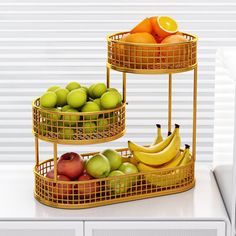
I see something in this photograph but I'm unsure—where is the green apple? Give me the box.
[101,91,118,109]
[65,81,81,91]
[40,91,57,108]
[83,122,96,134]
[41,107,61,121]
[108,170,129,195]
[119,162,139,185]
[67,89,87,108]
[93,98,101,108]
[81,101,100,120]
[80,86,88,94]
[38,123,49,136]
[105,113,117,124]
[102,149,122,171]
[107,88,122,104]
[61,105,71,112]
[92,83,107,98]
[88,84,96,98]
[97,119,109,132]
[86,154,111,178]
[63,108,80,126]
[47,85,60,92]
[55,88,69,106]
[59,127,75,139]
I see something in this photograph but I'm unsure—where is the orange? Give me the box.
[122,33,158,69]
[160,34,188,66]
[130,18,152,34]
[150,16,178,38]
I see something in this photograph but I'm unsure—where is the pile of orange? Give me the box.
[117,16,188,67]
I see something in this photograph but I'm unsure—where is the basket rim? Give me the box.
[107,31,198,47]
[32,98,126,115]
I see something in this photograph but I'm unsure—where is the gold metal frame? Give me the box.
[33,30,198,209]
[34,148,195,209]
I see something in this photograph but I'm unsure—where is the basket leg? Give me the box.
[35,136,39,166]
[53,142,58,180]
[168,73,172,133]
[106,66,110,88]
[122,72,126,103]
[192,66,198,161]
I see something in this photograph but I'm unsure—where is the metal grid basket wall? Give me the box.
[34,148,195,209]
[107,32,197,74]
[32,98,126,145]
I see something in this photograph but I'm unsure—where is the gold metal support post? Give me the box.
[53,142,58,180]
[192,66,198,161]
[106,67,110,88]
[35,137,39,166]
[168,74,172,132]
[122,72,126,103]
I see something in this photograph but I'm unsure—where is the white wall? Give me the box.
[0,0,236,162]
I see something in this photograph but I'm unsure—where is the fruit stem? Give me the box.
[175,124,180,128]
[167,131,172,136]
[156,124,161,128]
[185,144,190,149]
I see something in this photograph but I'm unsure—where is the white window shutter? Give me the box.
[0,0,236,162]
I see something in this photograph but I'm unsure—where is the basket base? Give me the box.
[34,179,195,209]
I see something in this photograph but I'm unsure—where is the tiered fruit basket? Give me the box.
[33,27,197,209]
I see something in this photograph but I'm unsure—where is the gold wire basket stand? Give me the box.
[33,31,197,209]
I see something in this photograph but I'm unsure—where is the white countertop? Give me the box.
[0,164,229,222]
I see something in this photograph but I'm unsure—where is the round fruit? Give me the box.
[57,152,84,180]
[42,107,61,121]
[97,119,109,132]
[109,90,122,104]
[47,85,60,92]
[150,16,178,38]
[40,91,57,108]
[46,171,72,199]
[65,81,81,91]
[80,86,88,94]
[81,101,100,120]
[59,127,75,139]
[122,33,157,67]
[88,84,96,98]
[92,83,107,98]
[93,98,101,108]
[161,34,188,64]
[86,154,111,179]
[130,18,152,34]
[119,162,139,185]
[78,173,99,197]
[102,149,122,171]
[61,105,71,112]
[55,88,69,107]
[67,89,87,108]
[108,170,129,195]
[83,122,96,134]
[63,108,80,126]
[101,91,119,109]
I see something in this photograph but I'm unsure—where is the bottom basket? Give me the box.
[34,148,195,209]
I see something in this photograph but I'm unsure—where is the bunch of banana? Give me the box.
[128,124,192,187]
[129,124,181,166]
[138,145,191,187]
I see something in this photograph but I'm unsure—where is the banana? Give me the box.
[151,124,163,146]
[179,144,191,166]
[133,127,181,166]
[138,148,188,187]
[128,124,179,153]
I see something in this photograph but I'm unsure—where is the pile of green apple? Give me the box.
[46,149,139,199]
[38,81,123,136]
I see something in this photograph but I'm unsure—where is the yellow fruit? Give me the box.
[128,127,177,153]
[133,128,181,166]
[151,124,163,146]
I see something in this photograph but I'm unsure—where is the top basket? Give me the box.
[107,32,197,74]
